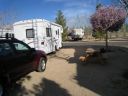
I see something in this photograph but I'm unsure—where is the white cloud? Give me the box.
[45,0,71,2]
[63,5,95,28]
[45,0,97,27]
[66,15,91,28]
[63,8,93,17]
[45,0,97,4]
[65,2,87,8]
[65,11,92,28]
[60,0,96,27]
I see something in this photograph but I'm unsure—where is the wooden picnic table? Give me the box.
[79,48,104,64]
[85,48,100,55]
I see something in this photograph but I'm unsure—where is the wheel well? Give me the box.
[42,56,47,63]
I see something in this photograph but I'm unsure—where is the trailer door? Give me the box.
[45,28,54,53]
[26,28,35,48]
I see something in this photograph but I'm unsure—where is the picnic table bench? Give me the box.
[79,48,104,64]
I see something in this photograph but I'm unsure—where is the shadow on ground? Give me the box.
[9,77,71,96]
[8,45,128,96]
[67,45,128,96]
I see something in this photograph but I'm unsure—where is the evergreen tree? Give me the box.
[55,10,68,41]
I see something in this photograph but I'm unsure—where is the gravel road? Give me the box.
[10,45,128,96]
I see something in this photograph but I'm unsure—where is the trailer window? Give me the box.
[58,29,59,35]
[56,29,59,36]
[58,29,59,38]
[26,29,35,38]
[46,28,51,37]
[56,31,58,35]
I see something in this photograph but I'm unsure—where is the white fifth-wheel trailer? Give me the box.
[13,19,63,54]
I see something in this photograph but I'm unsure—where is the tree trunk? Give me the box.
[105,31,108,50]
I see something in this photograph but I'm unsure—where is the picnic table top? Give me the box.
[85,48,100,54]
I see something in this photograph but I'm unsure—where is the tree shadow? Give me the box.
[9,77,71,96]
[8,75,32,96]
[27,78,71,96]
[68,45,128,96]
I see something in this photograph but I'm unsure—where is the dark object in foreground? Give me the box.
[0,34,47,96]
[100,48,106,53]
[123,71,128,80]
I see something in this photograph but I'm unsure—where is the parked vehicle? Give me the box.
[0,33,47,96]
[69,28,84,40]
[13,19,63,54]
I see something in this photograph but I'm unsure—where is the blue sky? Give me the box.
[0,0,120,27]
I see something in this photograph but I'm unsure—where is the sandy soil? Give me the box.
[10,45,128,96]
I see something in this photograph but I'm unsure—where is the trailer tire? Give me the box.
[74,38,78,41]
[37,57,46,72]
[55,46,58,51]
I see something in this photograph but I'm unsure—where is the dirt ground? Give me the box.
[10,45,128,96]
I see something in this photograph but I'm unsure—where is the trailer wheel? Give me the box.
[37,57,46,72]
[53,46,57,54]
[74,38,78,41]
[55,46,58,51]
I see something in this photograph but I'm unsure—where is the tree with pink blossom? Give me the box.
[90,6,127,49]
